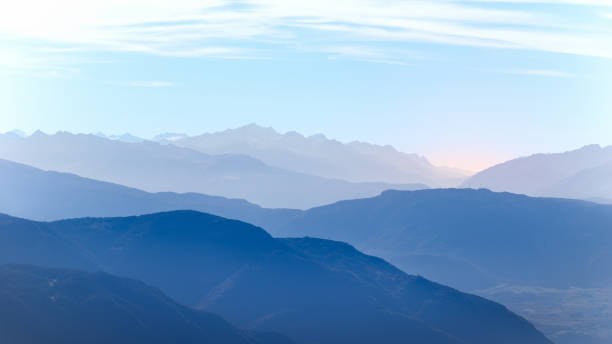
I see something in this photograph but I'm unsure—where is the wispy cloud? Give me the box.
[460,0,612,5]
[1,0,611,65]
[129,81,176,87]
[0,49,80,78]
[503,69,578,78]
[322,46,424,65]
[325,46,386,59]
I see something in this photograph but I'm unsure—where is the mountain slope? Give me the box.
[544,161,612,200]
[462,144,612,200]
[165,124,468,187]
[269,188,612,290]
[0,158,298,225]
[0,214,99,271]
[0,132,425,209]
[265,188,612,344]
[0,211,551,344]
[0,264,292,344]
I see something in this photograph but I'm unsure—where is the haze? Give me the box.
[1,2,612,344]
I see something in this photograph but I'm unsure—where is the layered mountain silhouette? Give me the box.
[2,158,608,343]
[0,211,551,344]
[0,264,293,344]
[463,144,612,201]
[0,160,612,290]
[4,129,26,137]
[544,161,612,200]
[4,160,608,293]
[264,188,612,344]
[153,132,190,142]
[0,158,298,224]
[2,158,610,290]
[156,124,469,187]
[94,132,146,143]
[267,188,612,290]
[0,131,425,209]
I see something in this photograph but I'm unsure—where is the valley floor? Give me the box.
[476,286,612,344]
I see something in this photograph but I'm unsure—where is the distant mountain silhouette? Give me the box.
[0,264,293,344]
[268,188,612,290]
[0,158,298,225]
[154,132,189,142]
[544,161,612,200]
[161,124,468,187]
[0,158,606,342]
[0,132,426,209]
[462,144,612,201]
[4,129,26,137]
[0,211,551,344]
[94,132,145,143]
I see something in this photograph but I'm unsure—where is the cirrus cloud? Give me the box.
[1,0,611,64]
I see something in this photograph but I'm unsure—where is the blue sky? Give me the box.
[1,0,611,171]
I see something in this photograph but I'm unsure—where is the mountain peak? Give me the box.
[576,144,602,152]
[30,129,49,138]
[463,143,612,199]
[165,124,465,187]
[308,133,327,141]
[153,132,189,142]
[236,123,277,134]
[4,129,26,137]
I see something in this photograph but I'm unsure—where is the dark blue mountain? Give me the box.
[0,211,551,344]
[2,159,608,342]
[268,188,612,291]
[0,215,98,271]
[0,264,293,344]
[264,188,612,344]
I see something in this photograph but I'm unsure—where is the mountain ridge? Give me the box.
[156,123,470,187]
[462,144,612,201]
[0,132,426,209]
[0,210,551,344]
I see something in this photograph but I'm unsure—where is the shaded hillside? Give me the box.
[0,215,98,271]
[269,188,612,290]
[266,188,612,344]
[0,264,292,344]
[0,211,551,344]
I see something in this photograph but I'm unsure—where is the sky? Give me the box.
[0,0,611,171]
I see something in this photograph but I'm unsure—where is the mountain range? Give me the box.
[0,131,426,209]
[94,132,146,143]
[463,144,612,201]
[157,124,469,187]
[0,157,612,344]
[0,210,551,344]
[0,264,293,344]
[0,158,299,225]
[263,188,612,344]
[1,157,610,342]
[266,188,612,290]
[2,133,611,343]
[4,159,608,293]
